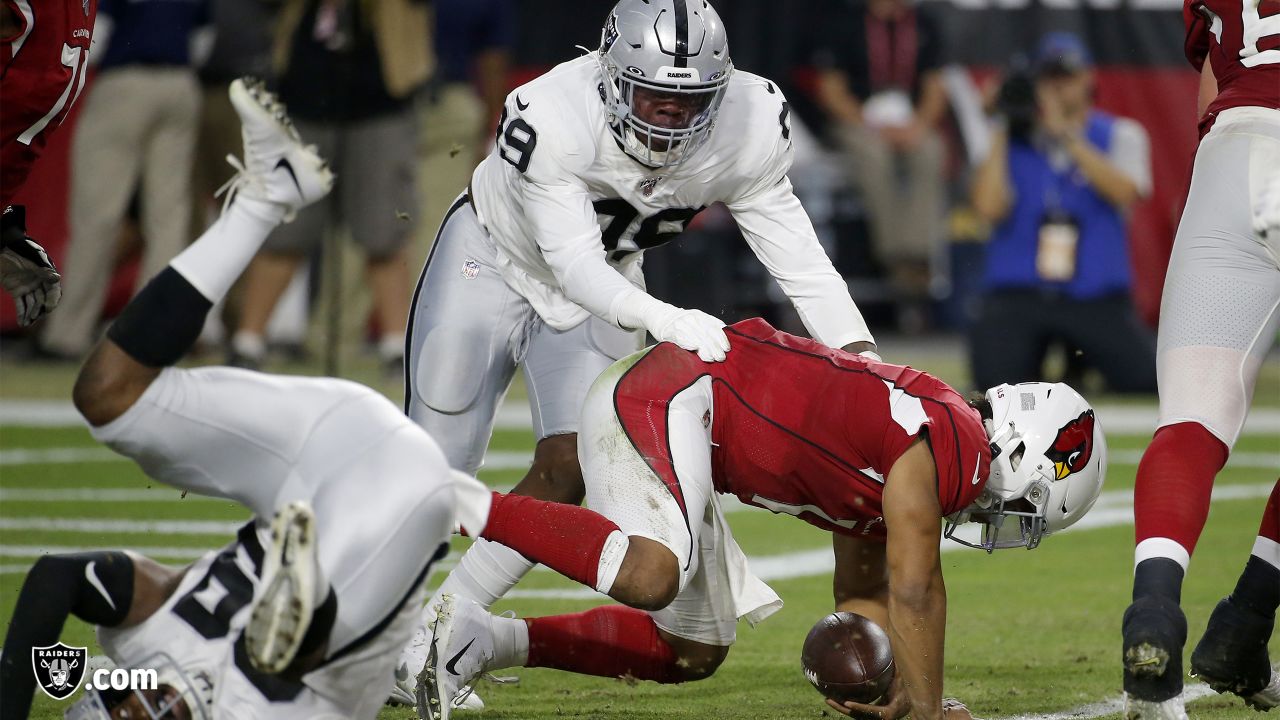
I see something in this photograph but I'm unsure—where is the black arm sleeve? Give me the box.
[0,552,134,720]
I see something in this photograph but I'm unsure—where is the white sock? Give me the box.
[169,194,285,303]
[429,538,535,611]
[490,614,530,670]
[1134,537,1191,572]
[1252,536,1280,571]
[379,333,405,361]
[231,331,267,360]
[595,531,629,594]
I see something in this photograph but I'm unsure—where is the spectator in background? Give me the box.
[812,0,948,305]
[38,0,211,359]
[228,0,431,372]
[192,0,280,233]
[968,32,1156,393]
[432,0,514,166]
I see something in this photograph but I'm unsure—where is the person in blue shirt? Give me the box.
[969,32,1157,394]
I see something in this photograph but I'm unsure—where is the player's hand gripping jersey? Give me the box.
[1184,0,1280,131]
[468,53,867,349]
[610,318,993,540]
[1,0,97,204]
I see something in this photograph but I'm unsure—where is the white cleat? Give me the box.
[1124,695,1190,720]
[224,77,333,220]
[245,501,319,674]
[417,594,496,720]
[1246,669,1280,710]
[389,618,483,710]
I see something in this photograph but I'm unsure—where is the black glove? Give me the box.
[1,205,62,327]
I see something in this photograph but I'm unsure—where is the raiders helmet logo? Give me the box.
[33,643,87,700]
[601,14,619,53]
[1044,409,1095,481]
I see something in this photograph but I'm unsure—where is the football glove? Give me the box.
[652,308,730,362]
[614,290,730,362]
[1,206,62,327]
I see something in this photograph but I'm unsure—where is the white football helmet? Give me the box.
[597,0,733,168]
[944,382,1106,552]
[64,653,214,720]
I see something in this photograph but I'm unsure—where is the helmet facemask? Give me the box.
[944,429,1055,552]
[597,53,731,168]
[944,382,1106,553]
[64,653,213,720]
[595,1,733,169]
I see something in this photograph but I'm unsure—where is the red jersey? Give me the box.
[1184,0,1280,133]
[614,318,992,542]
[1,0,97,206]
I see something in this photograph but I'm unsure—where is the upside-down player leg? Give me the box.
[418,353,780,720]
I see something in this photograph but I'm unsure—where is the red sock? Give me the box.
[1133,422,1229,556]
[526,605,684,683]
[1258,479,1280,545]
[480,492,620,589]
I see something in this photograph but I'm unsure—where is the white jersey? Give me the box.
[469,53,871,349]
[98,524,419,720]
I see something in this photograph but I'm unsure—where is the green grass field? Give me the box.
[2,365,1277,719]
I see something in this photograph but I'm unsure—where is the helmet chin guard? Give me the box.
[597,0,733,168]
[944,382,1107,552]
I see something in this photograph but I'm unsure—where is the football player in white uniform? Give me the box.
[402,0,878,700]
[0,78,489,720]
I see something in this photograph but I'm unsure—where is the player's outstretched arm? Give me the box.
[866,440,949,720]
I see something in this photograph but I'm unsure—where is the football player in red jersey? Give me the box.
[0,0,96,326]
[412,319,1107,720]
[1121,0,1280,717]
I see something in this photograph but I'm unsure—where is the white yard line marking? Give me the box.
[4,445,1275,474]
[0,517,244,534]
[1109,449,1279,469]
[0,488,219,502]
[0,544,213,560]
[995,683,1217,720]
[5,399,1280,433]
[0,447,125,465]
[0,483,1271,575]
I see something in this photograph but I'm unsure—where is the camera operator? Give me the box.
[969,32,1157,393]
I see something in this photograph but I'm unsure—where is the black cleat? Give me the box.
[1124,595,1188,703]
[1191,595,1277,711]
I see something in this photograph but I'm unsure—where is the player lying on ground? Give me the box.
[413,318,1107,720]
[403,3,879,688]
[1120,0,1280,716]
[0,78,489,720]
[0,0,98,325]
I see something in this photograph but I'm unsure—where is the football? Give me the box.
[800,611,896,704]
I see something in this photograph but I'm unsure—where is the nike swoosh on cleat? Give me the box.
[85,560,116,612]
[971,452,982,485]
[445,638,477,676]
[515,95,529,111]
[274,157,304,197]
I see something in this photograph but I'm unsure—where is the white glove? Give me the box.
[652,308,730,362]
[1,207,61,327]
[613,290,731,362]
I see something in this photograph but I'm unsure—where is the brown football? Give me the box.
[800,611,895,704]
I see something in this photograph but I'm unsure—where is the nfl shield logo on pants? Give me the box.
[33,642,87,700]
